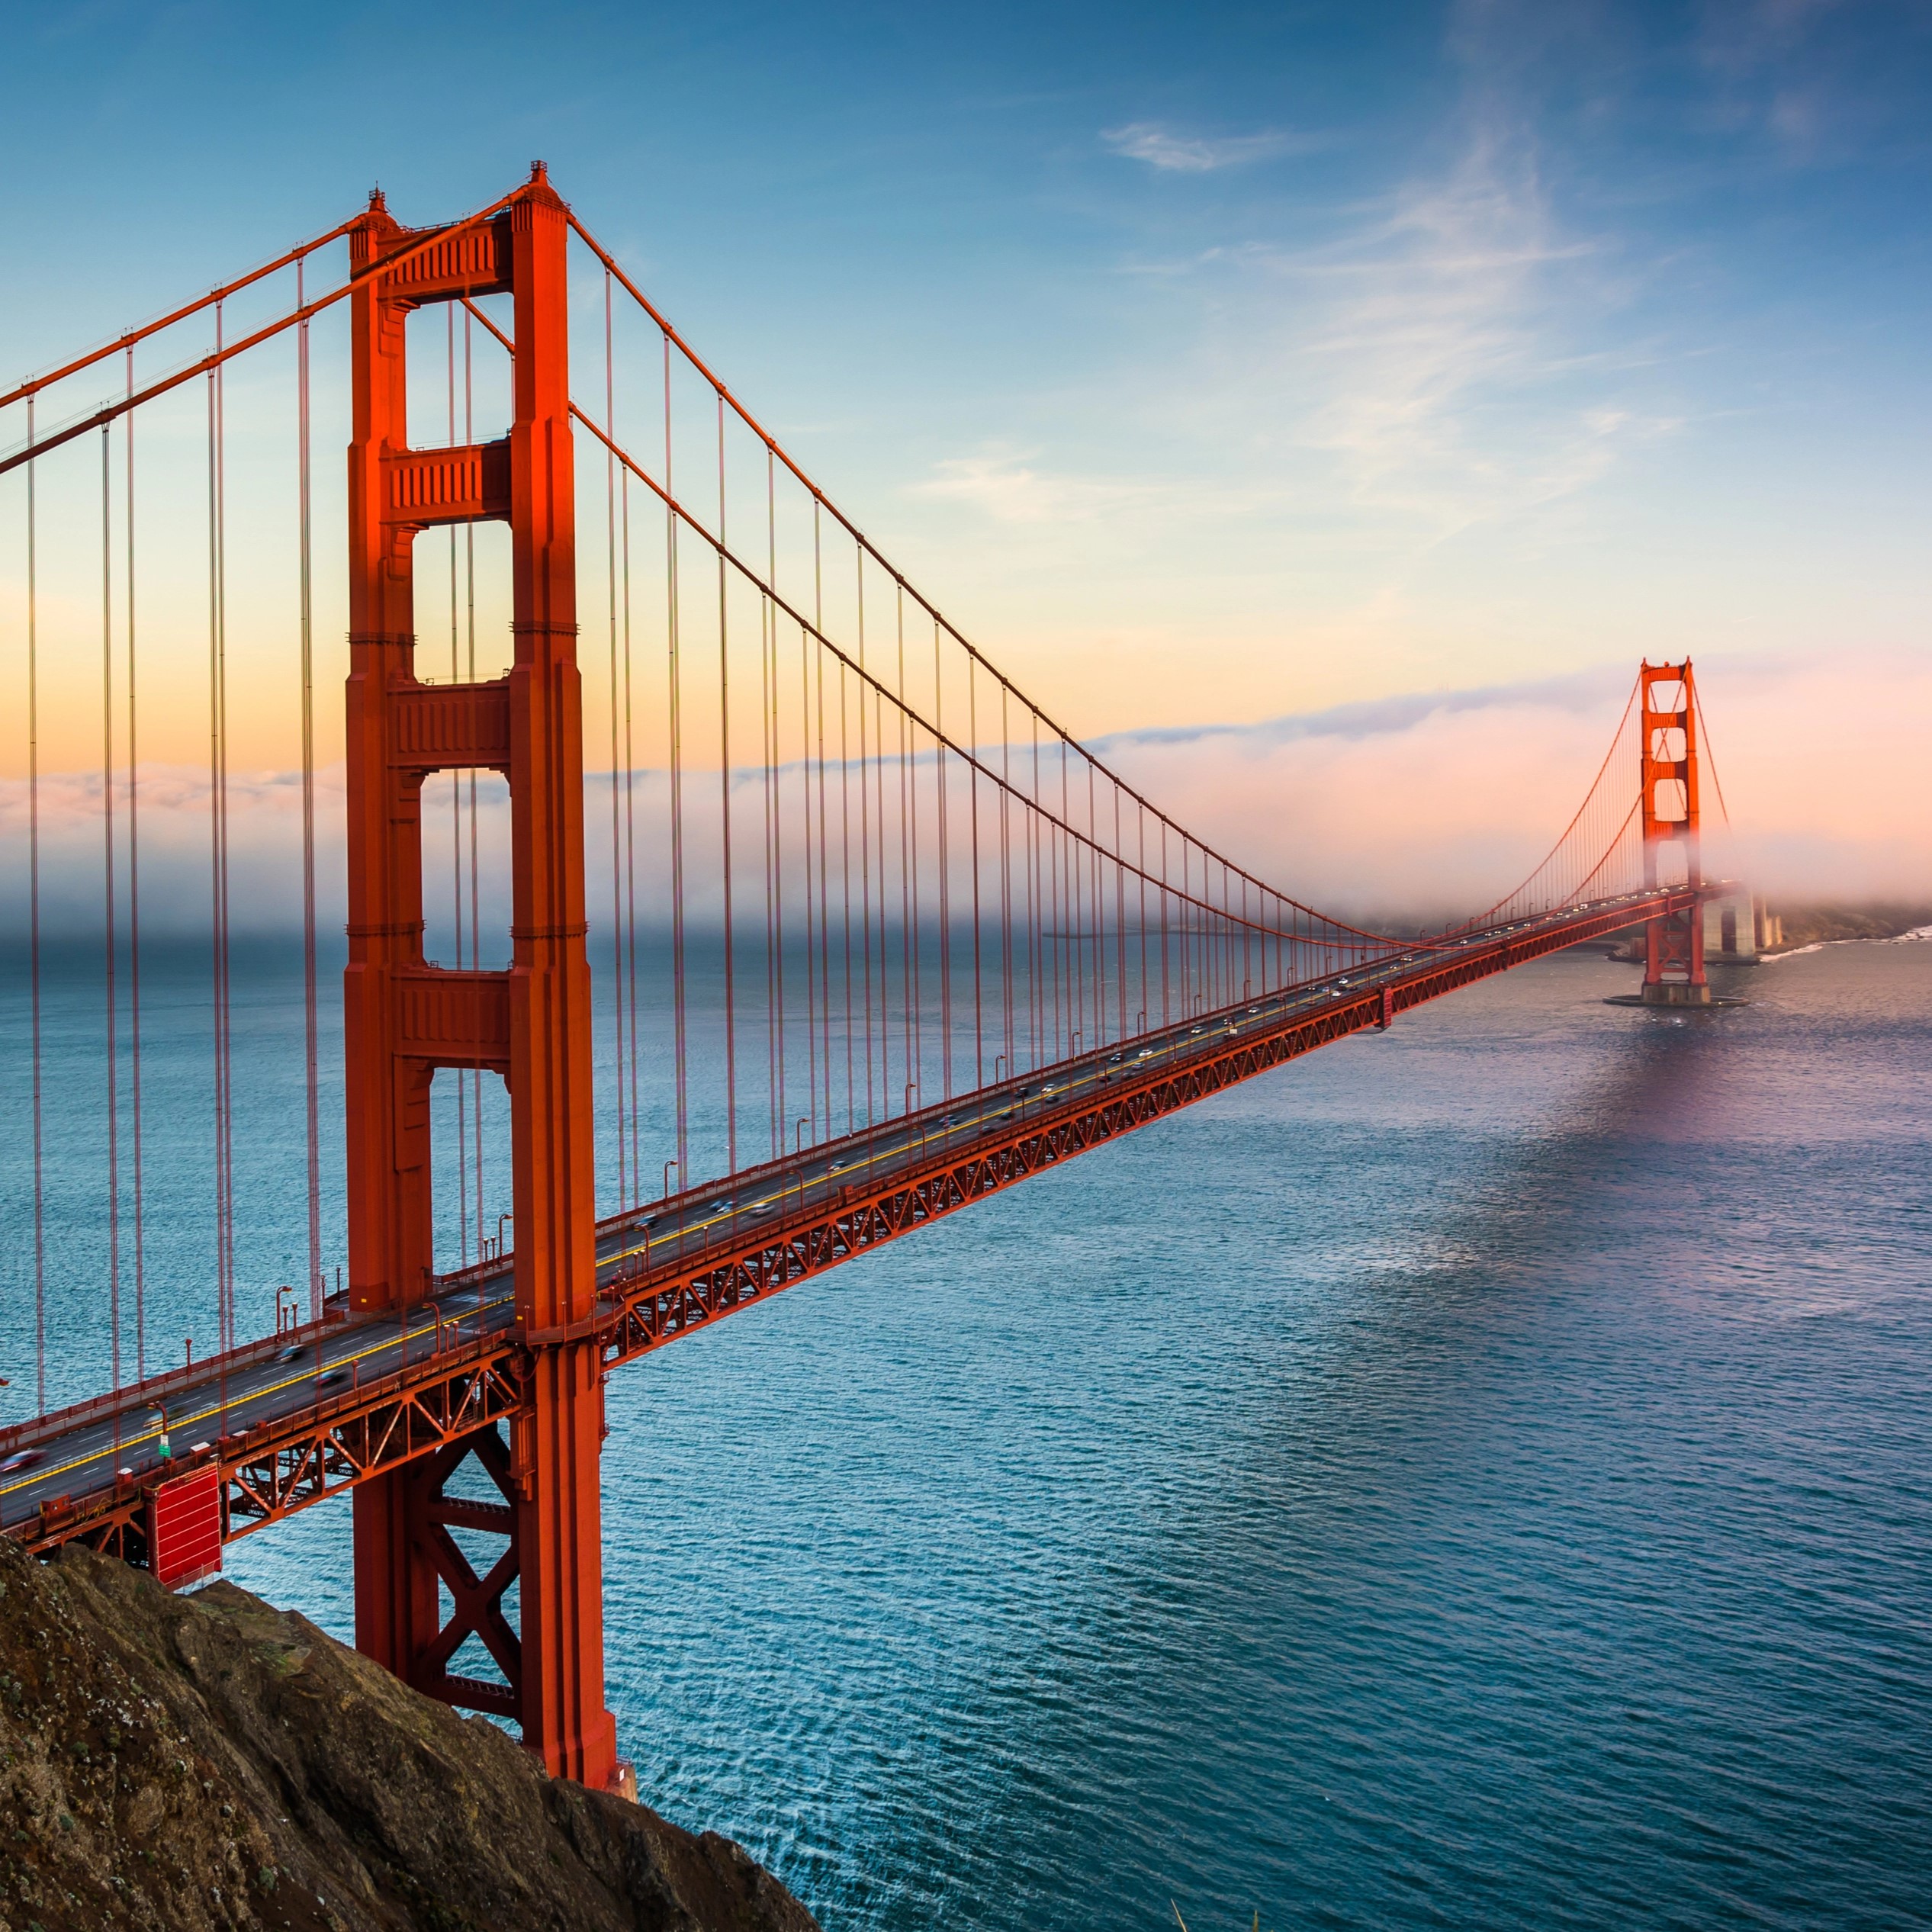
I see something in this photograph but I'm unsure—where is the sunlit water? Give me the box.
[5,939,1929,1928]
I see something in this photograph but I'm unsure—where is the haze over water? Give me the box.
[5,939,1928,1928]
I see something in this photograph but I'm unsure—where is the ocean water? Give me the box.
[6,938,1930,1928]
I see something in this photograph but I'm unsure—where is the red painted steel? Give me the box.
[1639,661,1707,1004]
[149,1466,223,1590]
[14,1344,523,1567]
[341,166,615,1786]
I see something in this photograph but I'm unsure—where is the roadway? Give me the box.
[0,890,1669,1538]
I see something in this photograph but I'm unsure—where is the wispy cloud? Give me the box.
[910,450,1153,525]
[907,448,1269,529]
[1143,114,1683,542]
[1101,121,1315,173]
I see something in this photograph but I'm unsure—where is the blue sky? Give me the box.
[4,0,1930,890]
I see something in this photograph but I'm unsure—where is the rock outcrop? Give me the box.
[0,1533,818,1932]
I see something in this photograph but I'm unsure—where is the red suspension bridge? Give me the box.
[0,168,1728,1792]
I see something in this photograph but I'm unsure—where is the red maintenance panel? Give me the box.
[149,1467,223,1590]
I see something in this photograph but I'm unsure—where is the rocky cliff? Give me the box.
[0,1534,818,1932]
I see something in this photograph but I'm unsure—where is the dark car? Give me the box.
[0,1449,41,1476]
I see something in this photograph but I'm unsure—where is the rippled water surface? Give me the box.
[18,940,1932,1928]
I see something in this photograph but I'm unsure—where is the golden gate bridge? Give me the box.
[0,166,1723,1792]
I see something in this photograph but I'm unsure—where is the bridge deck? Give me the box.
[0,889,1694,1557]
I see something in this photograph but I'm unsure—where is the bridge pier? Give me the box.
[342,168,616,1788]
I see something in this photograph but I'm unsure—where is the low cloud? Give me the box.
[1092,650,1932,919]
[0,652,1921,941]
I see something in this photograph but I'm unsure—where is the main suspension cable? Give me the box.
[1,191,524,481]
[0,219,358,411]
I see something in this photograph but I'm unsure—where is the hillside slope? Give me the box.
[0,1534,818,1932]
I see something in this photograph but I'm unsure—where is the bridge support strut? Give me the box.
[1638,659,1709,1008]
[342,167,617,1787]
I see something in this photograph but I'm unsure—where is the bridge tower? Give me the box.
[1638,659,1709,1007]
[342,167,617,1786]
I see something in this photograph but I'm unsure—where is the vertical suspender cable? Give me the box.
[1059,747,1072,1056]
[958,649,973,1097]
[209,301,235,1361]
[998,684,1013,1079]
[717,391,737,1172]
[1159,821,1170,1025]
[1059,738,1072,1055]
[761,448,776,1159]
[26,398,45,1414]
[448,306,470,1265]
[465,316,484,1248]
[1114,788,1127,1043]
[1028,712,1042,1070]
[665,333,689,1188]
[220,319,234,1358]
[939,633,954,1097]
[207,324,225,1354]
[1089,763,1102,1046]
[605,276,626,1211]
[854,558,872,1125]
[877,681,889,1114]
[815,514,831,1133]
[125,349,147,1375]
[802,613,817,1143]
[622,442,640,1205]
[297,266,321,1323]
[1133,811,1145,1033]
[875,678,891,1109]
[898,591,915,1109]
[761,584,777,1159]
[101,426,121,1400]
[840,657,853,1131]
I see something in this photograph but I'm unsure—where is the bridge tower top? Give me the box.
[1640,658,1702,889]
